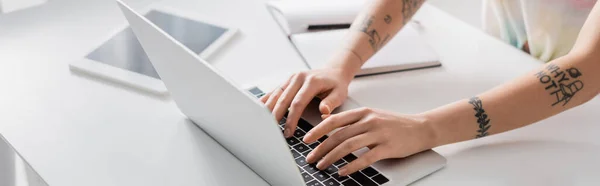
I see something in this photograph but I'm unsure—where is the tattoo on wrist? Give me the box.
[384,14,392,24]
[401,0,424,24]
[535,64,584,106]
[358,15,383,52]
[468,97,491,138]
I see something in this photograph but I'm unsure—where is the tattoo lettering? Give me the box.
[535,64,584,106]
[384,14,392,24]
[468,97,491,138]
[358,15,383,51]
[401,0,424,24]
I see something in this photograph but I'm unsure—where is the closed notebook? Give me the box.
[290,24,441,76]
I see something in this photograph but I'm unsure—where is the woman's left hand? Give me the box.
[302,107,437,176]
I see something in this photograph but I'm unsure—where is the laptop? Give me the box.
[116,1,446,185]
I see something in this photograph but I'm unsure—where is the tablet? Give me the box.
[70,6,237,95]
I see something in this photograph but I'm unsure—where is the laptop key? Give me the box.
[294,129,306,138]
[306,180,324,186]
[349,172,377,186]
[293,143,310,153]
[331,173,348,182]
[333,159,346,167]
[291,150,301,159]
[287,137,300,146]
[279,118,286,125]
[322,178,341,186]
[298,119,314,132]
[341,179,360,186]
[336,162,347,168]
[343,154,358,162]
[301,172,314,183]
[295,157,308,166]
[303,164,319,174]
[361,167,379,177]
[371,174,390,185]
[301,149,311,157]
[312,170,331,182]
[324,165,338,175]
[318,136,328,143]
[308,142,320,149]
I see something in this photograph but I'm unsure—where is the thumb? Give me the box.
[319,89,345,115]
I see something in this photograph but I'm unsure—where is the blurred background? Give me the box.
[0,0,483,27]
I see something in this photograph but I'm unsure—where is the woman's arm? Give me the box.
[326,0,426,77]
[261,0,426,138]
[425,2,600,145]
[303,1,600,176]
[426,53,599,145]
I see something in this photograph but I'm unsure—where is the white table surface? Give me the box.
[0,0,599,186]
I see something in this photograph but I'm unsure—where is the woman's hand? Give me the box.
[260,67,354,138]
[302,107,437,176]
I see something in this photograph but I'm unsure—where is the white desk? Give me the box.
[0,0,599,186]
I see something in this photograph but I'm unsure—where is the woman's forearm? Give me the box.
[326,0,426,77]
[422,53,599,146]
[421,2,600,146]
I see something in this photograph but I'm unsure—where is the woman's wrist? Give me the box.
[415,112,444,149]
[324,48,364,81]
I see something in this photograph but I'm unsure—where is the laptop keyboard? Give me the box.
[279,117,389,186]
[249,87,389,186]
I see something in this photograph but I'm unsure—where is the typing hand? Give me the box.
[302,107,436,176]
[260,68,353,138]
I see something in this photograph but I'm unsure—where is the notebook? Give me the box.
[290,24,441,76]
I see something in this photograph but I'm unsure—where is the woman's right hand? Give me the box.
[260,67,355,138]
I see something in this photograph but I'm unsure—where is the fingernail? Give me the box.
[316,160,325,169]
[338,168,348,176]
[324,105,331,114]
[306,152,314,162]
[284,128,292,138]
[303,133,312,142]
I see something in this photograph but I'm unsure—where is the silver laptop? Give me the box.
[117,1,446,185]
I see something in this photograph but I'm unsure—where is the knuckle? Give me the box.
[290,100,303,109]
[305,75,317,82]
[295,72,307,79]
[343,141,358,150]
[363,154,378,164]
[360,107,373,114]
[364,116,378,124]
[328,115,340,123]
[329,133,343,144]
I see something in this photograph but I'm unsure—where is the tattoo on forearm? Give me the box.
[384,14,392,24]
[468,97,491,138]
[535,64,584,106]
[358,15,383,52]
[401,0,425,24]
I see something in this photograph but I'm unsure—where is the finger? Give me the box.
[303,107,371,143]
[259,91,272,103]
[273,75,305,137]
[285,78,322,139]
[316,133,377,170]
[338,147,387,176]
[306,120,370,163]
[319,89,346,115]
[265,87,284,111]
[265,77,293,110]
